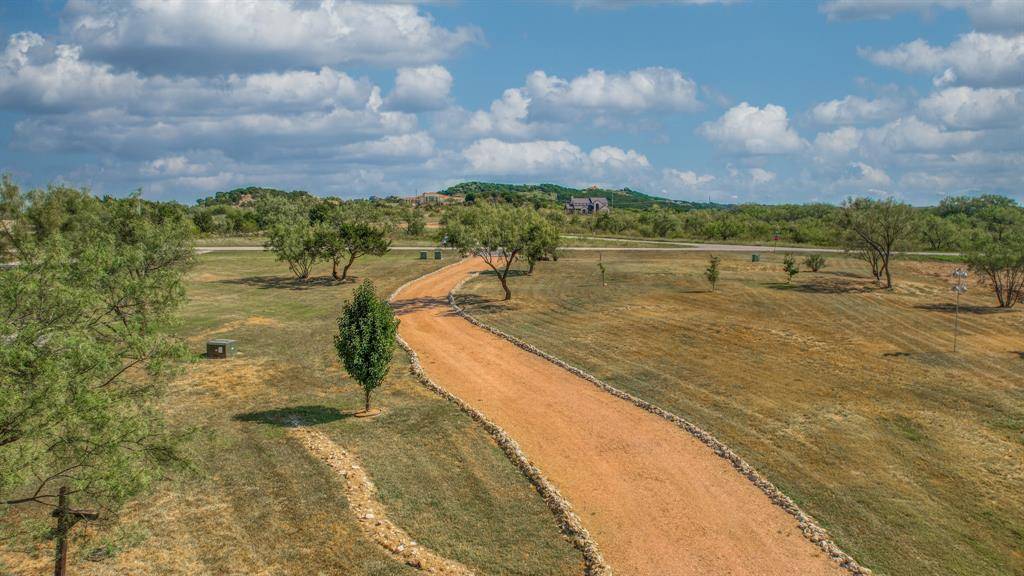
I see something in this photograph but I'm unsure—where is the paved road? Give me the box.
[197,241,958,257]
[391,258,849,576]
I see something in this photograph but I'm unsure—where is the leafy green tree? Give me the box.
[334,281,399,412]
[963,206,1024,308]
[404,208,427,237]
[524,216,561,275]
[803,254,827,272]
[782,254,799,283]
[316,208,392,281]
[840,197,916,289]
[705,255,721,291]
[1,184,194,544]
[266,219,319,280]
[918,214,960,251]
[441,204,539,300]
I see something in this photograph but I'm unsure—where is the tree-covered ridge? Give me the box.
[441,181,725,211]
[196,186,314,207]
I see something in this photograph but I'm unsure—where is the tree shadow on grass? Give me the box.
[764,280,879,294]
[391,296,446,316]
[477,269,530,278]
[453,293,518,314]
[219,275,354,291]
[915,303,1010,315]
[234,405,351,427]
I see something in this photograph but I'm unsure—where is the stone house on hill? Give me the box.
[565,197,610,215]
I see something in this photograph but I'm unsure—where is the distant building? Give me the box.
[405,192,464,207]
[565,197,610,215]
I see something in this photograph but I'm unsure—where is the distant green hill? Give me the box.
[441,182,727,211]
[196,186,314,207]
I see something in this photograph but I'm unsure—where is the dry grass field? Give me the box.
[1,252,580,576]
[457,251,1024,576]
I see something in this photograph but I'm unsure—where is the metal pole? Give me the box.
[954,291,960,353]
[54,487,68,576]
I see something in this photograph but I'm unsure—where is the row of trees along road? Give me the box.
[262,196,392,281]
[1,177,196,567]
[440,204,562,300]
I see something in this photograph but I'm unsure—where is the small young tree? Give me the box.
[783,254,799,283]
[705,255,721,291]
[804,254,827,272]
[334,281,399,413]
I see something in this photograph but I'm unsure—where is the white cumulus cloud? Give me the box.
[525,67,700,115]
[860,32,1024,87]
[61,0,483,73]
[699,102,805,154]
[461,138,649,176]
[811,95,903,124]
[918,87,1023,129]
[386,65,453,112]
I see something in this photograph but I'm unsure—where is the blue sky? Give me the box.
[0,1,1021,205]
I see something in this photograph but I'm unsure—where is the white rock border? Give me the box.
[389,261,613,576]
[448,271,873,576]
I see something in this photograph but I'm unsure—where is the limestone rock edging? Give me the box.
[290,425,474,575]
[447,272,871,576]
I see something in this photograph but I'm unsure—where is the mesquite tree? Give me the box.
[963,206,1024,308]
[266,219,319,279]
[524,216,561,275]
[334,281,399,412]
[840,197,916,289]
[1,181,194,551]
[441,204,546,300]
[317,207,392,281]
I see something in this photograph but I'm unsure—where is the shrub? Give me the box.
[804,254,827,272]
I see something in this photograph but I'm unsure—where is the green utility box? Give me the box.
[207,339,237,359]
[751,254,760,262]
[434,250,442,260]
[419,251,428,260]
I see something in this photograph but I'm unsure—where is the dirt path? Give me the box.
[393,258,850,576]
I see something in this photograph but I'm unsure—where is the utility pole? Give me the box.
[51,486,98,576]
[54,487,69,576]
[951,268,968,353]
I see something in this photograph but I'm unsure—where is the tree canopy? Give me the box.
[334,281,399,412]
[1,180,195,530]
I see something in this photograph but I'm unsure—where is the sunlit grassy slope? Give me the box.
[1,251,580,576]
[458,250,1024,576]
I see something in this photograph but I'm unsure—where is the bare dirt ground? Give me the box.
[393,258,847,576]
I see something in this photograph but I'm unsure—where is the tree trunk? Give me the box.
[499,274,512,301]
[364,388,371,412]
[341,253,356,281]
[332,257,340,280]
[527,259,536,275]
[883,257,893,289]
